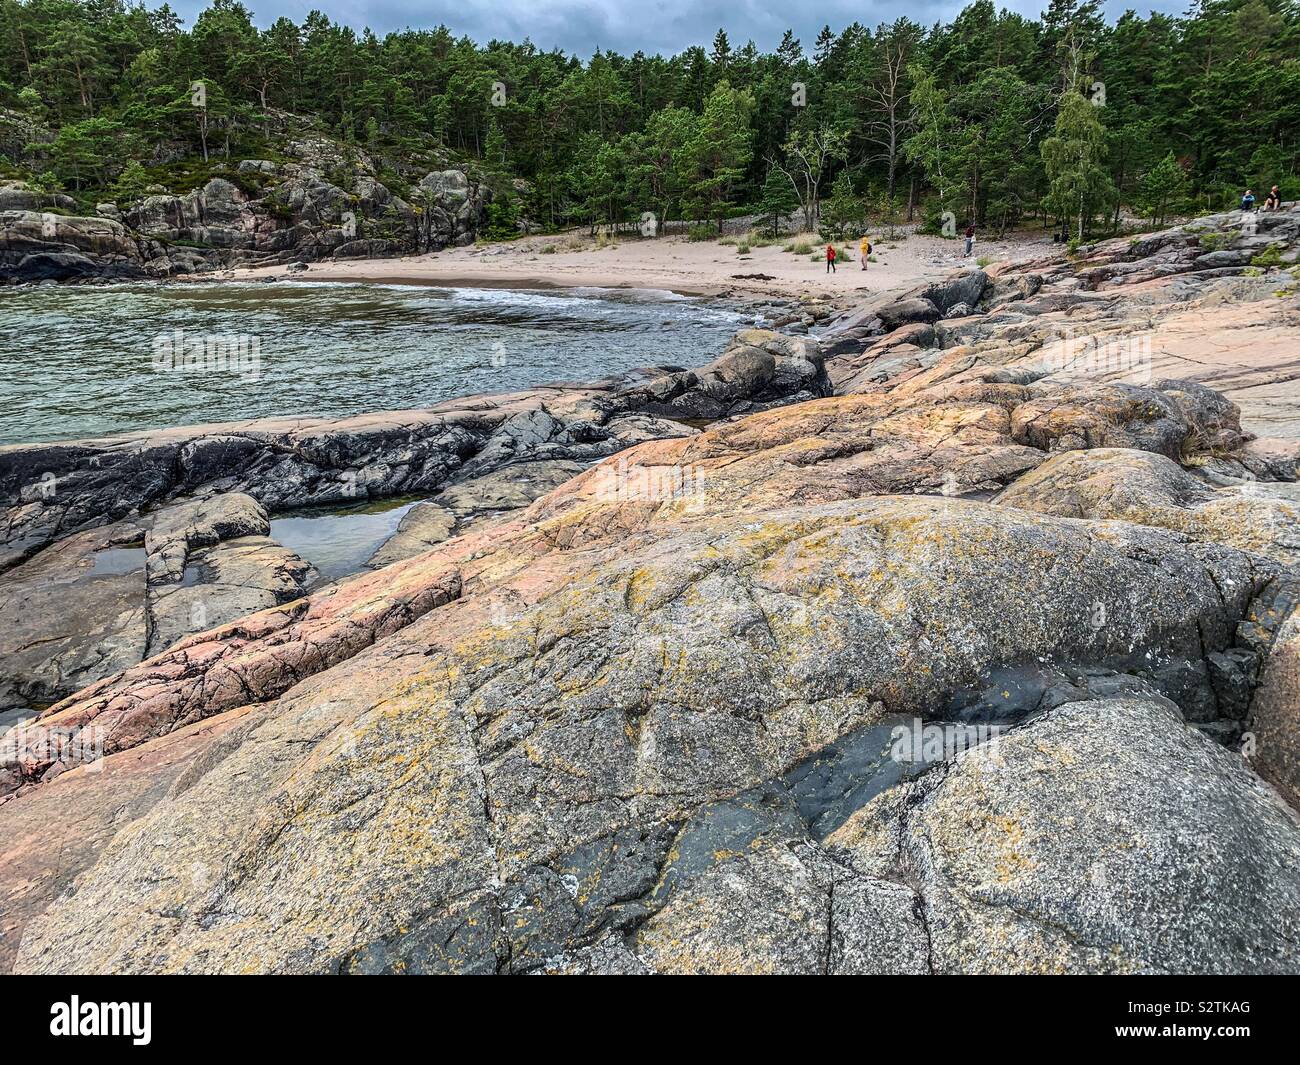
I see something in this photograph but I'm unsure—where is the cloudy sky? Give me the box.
[163,0,1188,58]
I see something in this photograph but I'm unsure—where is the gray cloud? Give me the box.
[161,0,1188,58]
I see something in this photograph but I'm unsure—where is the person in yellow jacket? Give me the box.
[859,235,872,270]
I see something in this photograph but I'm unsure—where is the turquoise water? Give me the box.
[0,282,746,444]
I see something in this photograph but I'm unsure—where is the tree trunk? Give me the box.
[886,120,898,201]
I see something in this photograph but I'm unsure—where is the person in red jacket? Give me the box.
[825,244,837,273]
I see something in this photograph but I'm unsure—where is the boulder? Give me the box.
[828,697,1300,974]
[0,182,76,213]
[921,269,988,314]
[415,170,491,251]
[0,210,145,281]
[997,448,1300,563]
[876,296,941,329]
[1244,576,1300,810]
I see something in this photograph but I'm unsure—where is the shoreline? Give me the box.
[215,229,1057,303]
[182,271,722,299]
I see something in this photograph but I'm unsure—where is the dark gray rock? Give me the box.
[0,209,146,281]
[921,269,988,314]
[1194,249,1253,268]
[0,493,314,709]
[876,296,941,328]
[0,332,826,569]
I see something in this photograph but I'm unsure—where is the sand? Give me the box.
[225,228,1056,301]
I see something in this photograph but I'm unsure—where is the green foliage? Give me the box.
[903,65,953,211]
[819,170,865,239]
[1042,88,1117,241]
[111,159,150,205]
[681,80,754,228]
[483,198,521,239]
[1137,151,1190,226]
[1251,244,1285,268]
[43,117,128,189]
[757,168,799,236]
[0,0,1295,237]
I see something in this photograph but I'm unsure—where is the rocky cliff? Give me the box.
[1,209,1299,974]
[0,131,491,282]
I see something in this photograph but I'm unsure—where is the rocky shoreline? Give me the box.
[1,206,1299,974]
[0,120,494,283]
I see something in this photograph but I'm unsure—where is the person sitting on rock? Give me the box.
[1263,186,1282,211]
[1241,189,1257,212]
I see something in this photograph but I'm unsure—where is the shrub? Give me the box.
[736,242,751,254]
[482,198,520,240]
[1251,244,1285,268]
[686,223,716,241]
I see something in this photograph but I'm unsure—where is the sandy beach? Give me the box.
[225,228,1057,300]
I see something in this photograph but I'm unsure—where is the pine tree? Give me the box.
[757,167,799,235]
[683,80,754,231]
[819,171,865,239]
[111,159,151,205]
[1137,151,1189,225]
[814,26,835,64]
[711,29,731,70]
[776,30,802,67]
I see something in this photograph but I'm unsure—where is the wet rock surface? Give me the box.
[0,331,824,569]
[0,494,314,716]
